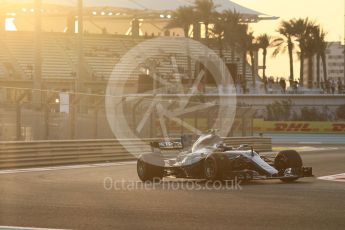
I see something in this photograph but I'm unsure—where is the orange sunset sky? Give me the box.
[233,0,344,79]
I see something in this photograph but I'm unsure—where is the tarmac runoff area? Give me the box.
[0,143,345,230]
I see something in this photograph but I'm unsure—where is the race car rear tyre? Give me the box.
[137,156,164,182]
[274,150,303,182]
[204,155,222,181]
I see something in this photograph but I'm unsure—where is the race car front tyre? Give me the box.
[203,155,223,181]
[137,156,164,182]
[274,150,303,182]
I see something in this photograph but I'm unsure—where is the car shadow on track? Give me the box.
[131,178,315,192]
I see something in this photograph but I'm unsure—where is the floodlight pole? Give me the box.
[70,0,84,139]
[33,0,42,140]
[33,0,42,99]
[343,1,345,85]
[77,0,84,92]
[34,0,42,98]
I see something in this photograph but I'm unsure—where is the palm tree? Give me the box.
[313,27,328,86]
[237,24,250,92]
[257,33,272,81]
[194,0,217,40]
[209,10,242,84]
[304,23,319,89]
[247,32,259,89]
[165,6,196,82]
[272,20,296,84]
[165,6,196,37]
[223,10,242,63]
[211,13,226,58]
[290,18,310,86]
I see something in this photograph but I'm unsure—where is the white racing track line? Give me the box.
[0,161,137,175]
[298,142,322,144]
[272,146,338,152]
[318,173,345,183]
[0,226,68,230]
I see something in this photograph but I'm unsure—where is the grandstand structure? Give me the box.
[0,0,277,140]
[0,0,277,94]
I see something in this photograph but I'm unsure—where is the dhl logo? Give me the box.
[273,123,345,132]
[274,123,313,132]
[332,124,345,132]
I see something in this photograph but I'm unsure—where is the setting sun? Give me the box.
[5,18,17,31]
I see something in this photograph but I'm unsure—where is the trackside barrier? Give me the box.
[253,119,345,134]
[0,137,271,169]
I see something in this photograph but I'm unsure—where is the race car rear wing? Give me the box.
[149,134,194,152]
[149,141,183,151]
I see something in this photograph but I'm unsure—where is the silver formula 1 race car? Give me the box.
[137,132,313,182]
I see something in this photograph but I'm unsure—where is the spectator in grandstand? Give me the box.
[325,80,331,94]
[263,77,268,93]
[268,76,274,88]
[27,64,33,79]
[164,30,170,36]
[331,80,336,94]
[4,63,15,78]
[267,78,271,91]
[338,78,343,94]
[241,78,247,94]
[320,80,325,93]
[293,80,298,94]
[279,78,286,93]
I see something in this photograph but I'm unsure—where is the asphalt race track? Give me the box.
[0,144,345,230]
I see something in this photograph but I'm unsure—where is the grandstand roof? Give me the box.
[84,0,263,15]
[8,0,265,16]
